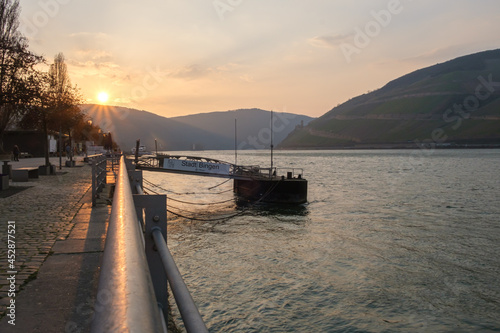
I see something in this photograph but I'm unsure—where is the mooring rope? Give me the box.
[165,200,234,216]
[144,178,233,196]
[166,207,247,222]
[168,196,236,206]
[208,178,231,189]
[143,185,160,195]
[143,178,283,222]
[143,184,235,206]
[143,185,235,216]
[167,179,283,222]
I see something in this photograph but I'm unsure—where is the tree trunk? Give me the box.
[43,113,50,167]
[59,125,62,170]
[69,129,73,164]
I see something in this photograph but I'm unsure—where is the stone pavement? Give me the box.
[0,157,111,332]
[2,156,69,169]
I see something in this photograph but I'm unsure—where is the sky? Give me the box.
[17,0,500,118]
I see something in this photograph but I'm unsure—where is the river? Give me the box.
[144,149,500,332]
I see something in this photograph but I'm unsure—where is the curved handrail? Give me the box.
[90,156,164,332]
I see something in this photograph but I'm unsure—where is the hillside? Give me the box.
[279,49,500,149]
[82,105,313,151]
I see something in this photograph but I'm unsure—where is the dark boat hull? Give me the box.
[233,178,308,204]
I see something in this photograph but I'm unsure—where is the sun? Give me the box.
[97,91,109,104]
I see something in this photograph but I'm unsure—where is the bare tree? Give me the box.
[0,0,42,154]
[21,53,83,167]
[47,53,83,123]
[47,53,83,166]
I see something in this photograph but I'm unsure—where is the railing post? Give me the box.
[128,169,143,194]
[91,154,110,206]
[92,158,97,207]
[91,155,105,207]
[134,194,169,321]
[130,155,169,321]
[124,157,134,171]
[99,155,106,192]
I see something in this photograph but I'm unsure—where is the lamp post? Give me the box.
[85,120,92,158]
[59,125,62,170]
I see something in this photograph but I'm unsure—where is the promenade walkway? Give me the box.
[0,157,111,332]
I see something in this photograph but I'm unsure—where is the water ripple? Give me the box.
[149,149,500,332]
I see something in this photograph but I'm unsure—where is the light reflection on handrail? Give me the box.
[90,156,164,333]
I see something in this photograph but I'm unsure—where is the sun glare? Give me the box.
[97,92,109,104]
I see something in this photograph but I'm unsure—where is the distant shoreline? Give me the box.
[160,144,500,152]
[277,143,500,150]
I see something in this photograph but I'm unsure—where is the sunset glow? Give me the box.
[17,1,500,118]
[97,92,109,104]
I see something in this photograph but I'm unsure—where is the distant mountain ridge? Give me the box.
[82,105,313,151]
[279,49,500,148]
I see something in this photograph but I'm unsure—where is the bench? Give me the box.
[12,167,39,182]
[20,152,33,158]
[84,154,103,163]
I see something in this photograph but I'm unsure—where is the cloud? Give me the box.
[67,59,125,81]
[69,60,120,71]
[215,62,241,72]
[309,34,353,49]
[168,62,244,81]
[64,32,128,82]
[68,32,109,41]
[169,64,209,80]
[74,49,114,62]
[239,74,254,83]
[68,32,115,60]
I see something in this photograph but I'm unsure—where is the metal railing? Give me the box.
[84,153,104,163]
[91,154,107,206]
[91,156,208,333]
[106,152,121,184]
[276,167,304,179]
[152,230,208,333]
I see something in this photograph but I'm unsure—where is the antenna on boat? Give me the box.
[234,118,238,165]
[270,110,274,176]
[155,139,158,155]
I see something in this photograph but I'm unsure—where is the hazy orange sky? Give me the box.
[18,0,500,118]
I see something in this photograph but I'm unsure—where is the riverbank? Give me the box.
[0,157,180,332]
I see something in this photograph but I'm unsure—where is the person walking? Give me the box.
[12,145,20,161]
[65,144,71,160]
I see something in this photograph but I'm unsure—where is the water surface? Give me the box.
[144,149,500,332]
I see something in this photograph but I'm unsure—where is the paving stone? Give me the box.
[0,157,118,332]
[0,159,93,320]
[68,222,108,240]
[52,239,106,254]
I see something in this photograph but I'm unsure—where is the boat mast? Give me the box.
[270,110,274,176]
[234,118,238,165]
